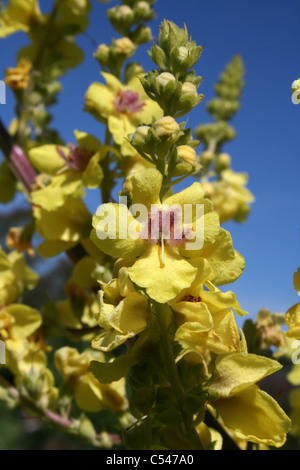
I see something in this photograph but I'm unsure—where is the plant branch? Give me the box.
[0,374,121,448]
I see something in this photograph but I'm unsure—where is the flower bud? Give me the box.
[115,4,134,20]
[131,25,152,45]
[122,174,133,197]
[181,81,198,98]
[130,125,155,155]
[155,72,176,89]
[178,46,189,62]
[134,1,152,19]
[200,150,214,165]
[202,181,215,197]
[215,152,231,172]
[124,62,145,83]
[154,116,180,138]
[131,125,151,145]
[94,43,110,65]
[114,37,136,57]
[176,145,197,167]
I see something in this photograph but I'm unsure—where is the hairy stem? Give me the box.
[0,375,121,448]
[155,302,204,450]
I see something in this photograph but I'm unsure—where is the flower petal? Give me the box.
[215,386,291,447]
[131,168,162,211]
[91,203,146,259]
[128,245,197,303]
[210,352,282,398]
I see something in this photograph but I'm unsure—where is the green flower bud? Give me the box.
[131,125,151,145]
[114,4,134,20]
[134,1,153,20]
[149,45,167,70]
[129,125,155,154]
[200,150,214,166]
[94,43,110,66]
[214,152,231,172]
[107,5,134,34]
[131,25,152,45]
[124,62,145,83]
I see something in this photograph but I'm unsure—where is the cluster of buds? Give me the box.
[129,115,201,177]
[140,21,204,118]
[94,37,136,77]
[107,1,154,45]
[196,121,236,155]
[206,54,244,121]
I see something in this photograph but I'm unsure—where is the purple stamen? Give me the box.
[113,89,145,114]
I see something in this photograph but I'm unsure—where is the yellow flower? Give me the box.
[285,267,300,339]
[28,130,115,189]
[0,303,42,374]
[85,72,163,157]
[54,347,127,413]
[6,226,35,257]
[0,246,39,305]
[0,0,42,38]
[92,267,149,352]
[170,270,247,354]
[255,308,289,357]
[203,169,254,223]
[32,193,91,258]
[208,353,291,447]
[4,58,32,89]
[91,168,221,303]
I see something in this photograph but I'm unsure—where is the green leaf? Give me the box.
[89,353,139,384]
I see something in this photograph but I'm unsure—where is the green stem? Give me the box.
[0,375,121,448]
[155,302,204,450]
[16,3,59,146]
[100,127,116,203]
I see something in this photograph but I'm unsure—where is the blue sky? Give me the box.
[0,0,299,326]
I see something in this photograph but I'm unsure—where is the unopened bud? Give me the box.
[202,182,215,197]
[122,175,133,196]
[215,152,231,172]
[132,25,152,45]
[176,145,197,167]
[130,125,155,155]
[94,44,110,64]
[114,37,136,57]
[115,5,134,19]
[200,150,214,165]
[155,72,176,89]
[154,116,180,138]
[178,46,189,62]
[131,125,151,145]
[135,1,152,18]
[181,81,198,98]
